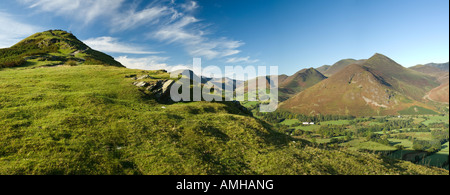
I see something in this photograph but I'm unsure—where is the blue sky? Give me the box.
[0,0,448,76]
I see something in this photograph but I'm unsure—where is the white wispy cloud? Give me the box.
[20,0,125,24]
[153,15,244,60]
[15,0,253,62]
[181,1,199,12]
[83,37,159,55]
[116,56,190,72]
[0,11,42,48]
[226,56,260,64]
[112,6,172,32]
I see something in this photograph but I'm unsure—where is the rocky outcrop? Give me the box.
[132,75,175,102]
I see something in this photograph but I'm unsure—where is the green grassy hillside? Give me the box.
[0,30,123,68]
[0,65,448,175]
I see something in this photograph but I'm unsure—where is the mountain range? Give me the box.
[234,68,327,101]
[279,54,447,116]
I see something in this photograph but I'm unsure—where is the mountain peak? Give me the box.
[296,67,318,74]
[365,53,402,69]
[370,53,389,59]
[322,58,366,76]
[1,30,123,68]
[367,53,398,64]
[15,30,84,49]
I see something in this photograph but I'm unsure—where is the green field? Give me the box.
[320,120,351,125]
[422,115,450,126]
[280,119,300,126]
[389,138,414,149]
[241,101,259,108]
[271,114,449,170]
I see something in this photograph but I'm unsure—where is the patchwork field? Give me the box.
[267,114,449,170]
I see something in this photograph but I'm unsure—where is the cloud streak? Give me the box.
[116,55,189,72]
[226,56,260,64]
[20,0,125,24]
[15,0,255,65]
[111,5,172,32]
[152,14,244,60]
[0,11,42,48]
[83,36,159,55]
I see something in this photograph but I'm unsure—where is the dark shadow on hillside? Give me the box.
[377,149,449,170]
[417,153,449,170]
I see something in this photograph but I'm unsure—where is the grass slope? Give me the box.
[0,30,123,68]
[0,65,447,175]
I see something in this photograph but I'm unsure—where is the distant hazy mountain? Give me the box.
[410,65,446,77]
[424,62,449,72]
[316,65,331,74]
[409,62,449,103]
[279,53,440,116]
[321,59,366,76]
[170,69,244,91]
[234,68,326,102]
[410,64,449,84]
[0,30,123,68]
[426,82,449,103]
[278,68,327,101]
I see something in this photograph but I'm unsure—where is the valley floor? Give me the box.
[255,111,449,170]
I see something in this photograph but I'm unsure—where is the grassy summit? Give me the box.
[0,65,447,175]
[0,30,123,68]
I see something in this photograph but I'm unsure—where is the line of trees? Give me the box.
[255,110,355,124]
[412,129,449,152]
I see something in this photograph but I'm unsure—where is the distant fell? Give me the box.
[322,58,366,76]
[278,68,327,101]
[316,65,331,74]
[411,62,450,104]
[410,64,449,84]
[410,65,445,76]
[424,62,449,72]
[363,53,439,101]
[0,30,123,68]
[170,69,244,91]
[279,53,440,116]
[235,68,326,102]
